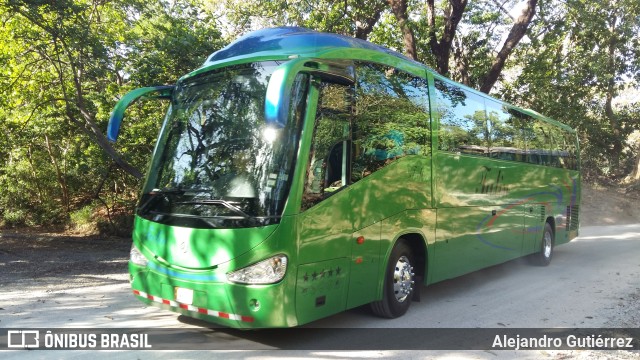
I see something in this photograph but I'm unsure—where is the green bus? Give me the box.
[108,27,580,328]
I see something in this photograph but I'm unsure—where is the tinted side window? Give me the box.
[562,132,578,170]
[435,79,488,156]
[301,82,352,211]
[352,63,430,182]
[522,119,563,168]
[549,125,576,169]
[486,101,527,162]
[527,120,554,167]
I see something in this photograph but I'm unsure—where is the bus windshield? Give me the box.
[138,61,306,229]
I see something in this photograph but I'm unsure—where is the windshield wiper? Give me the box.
[137,188,185,214]
[177,199,253,219]
[155,187,186,194]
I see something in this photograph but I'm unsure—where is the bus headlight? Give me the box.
[130,244,148,267]
[227,255,288,284]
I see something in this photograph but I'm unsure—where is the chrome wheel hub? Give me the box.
[543,231,552,258]
[393,255,415,302]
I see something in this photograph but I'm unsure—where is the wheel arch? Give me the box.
[377,230,428,299]
[395,232,427,284]
[527,216,556,266]
[546,216,556,243]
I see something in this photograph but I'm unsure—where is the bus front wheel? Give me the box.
[529,222,554,266]
[371,240,415,318]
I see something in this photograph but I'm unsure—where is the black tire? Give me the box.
[371,240,415,318]
[529,222,554,266]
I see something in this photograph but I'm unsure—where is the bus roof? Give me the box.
[202,27,418,67]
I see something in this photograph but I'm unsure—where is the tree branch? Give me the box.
[480,0,537,93]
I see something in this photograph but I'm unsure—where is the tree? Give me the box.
[425,0,469,75]
[213,0,387,40]
[2,0,144,178]
[0,0,225,227]
[479,0,537,93]
[387,0,417,59]
[502,0,640,180]
[217,0,538,95]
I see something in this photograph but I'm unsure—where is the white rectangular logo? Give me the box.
[7,330,40,348]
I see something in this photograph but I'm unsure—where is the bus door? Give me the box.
[295,80,354,325]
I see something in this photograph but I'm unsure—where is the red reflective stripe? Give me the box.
[132,290,251,322]
[218,312,230,319]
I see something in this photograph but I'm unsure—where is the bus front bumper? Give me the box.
[129,262,297,329]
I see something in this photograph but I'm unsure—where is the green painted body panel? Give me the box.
[432,151,580,282]
[349,156,432,229]
[130,214,301,328]
[434,206,524,281]
[295,258,349,325]
[295,156,432,308]
[379,209,437,287]
[119,28,581,329]
[133,216,279,269]
[347,223,381,308]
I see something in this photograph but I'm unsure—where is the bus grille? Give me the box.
[566,205,580,231]
[540,205,545,222]
[570,205,580,230]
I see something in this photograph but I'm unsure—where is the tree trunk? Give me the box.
[65,109,144,180]
[632,150,640,181]
[387,0,417,60]
[479,0,537,94]
[44,133,70,213]
[26,144,45,204]
[604,13,623,177]
[426,0,468,75]
[453,38,471,86]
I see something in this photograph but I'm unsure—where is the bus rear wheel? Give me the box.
[529,222,554,266]
[371,240,415,318]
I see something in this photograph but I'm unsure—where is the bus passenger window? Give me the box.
[301,82,352,211]
[486,102,526,162]
[435,80,488,155]
[352,63,430,182]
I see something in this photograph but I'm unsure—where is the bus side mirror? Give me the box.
[107,86,174,142]
[265,59,354,127]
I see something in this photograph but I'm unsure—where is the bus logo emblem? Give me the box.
[177,238,188,254]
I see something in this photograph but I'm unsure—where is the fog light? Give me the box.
[249,299,260,311]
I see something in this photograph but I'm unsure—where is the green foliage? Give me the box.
[70,204,96,233]
[0,0,225,231]
[501,0,640,181]
[2,210,27,228]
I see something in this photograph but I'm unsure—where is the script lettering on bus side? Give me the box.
[476,167,511,195]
